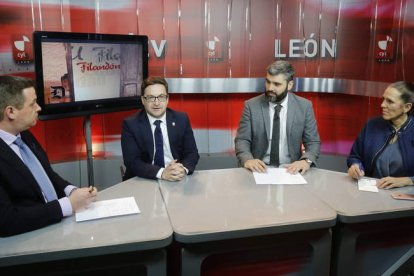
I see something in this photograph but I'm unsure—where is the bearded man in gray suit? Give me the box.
[235,60,320,174]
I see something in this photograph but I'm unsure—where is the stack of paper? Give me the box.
[75,197,140,222]
[253,168,307,185]
[357,178,378,193]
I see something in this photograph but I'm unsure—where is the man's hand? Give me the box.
[286,160,310,175]
[348,163,364,180]
[244,159,267,173]
[377,177,413,189]
[69,186,98,213]
[162,160,186,181]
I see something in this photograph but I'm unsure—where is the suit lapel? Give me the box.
[0,135,44,198]
[260,97,271,141]
[286,93,296,139]
[0,138,28,171]
[138,112,155,159]
[166,109,177,158]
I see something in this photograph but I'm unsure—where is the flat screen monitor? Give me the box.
[33,31,148,120]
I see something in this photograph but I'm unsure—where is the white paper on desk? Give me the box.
[253,168,307,185]
[358,178,379,193]
[75,197,140,222]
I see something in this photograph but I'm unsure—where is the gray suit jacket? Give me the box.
[235,93,320,166]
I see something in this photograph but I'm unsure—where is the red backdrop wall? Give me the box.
[1,0,413,162]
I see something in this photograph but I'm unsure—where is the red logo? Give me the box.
[375,35,394,63]
[206,36,223,62]
[12,34,33,64]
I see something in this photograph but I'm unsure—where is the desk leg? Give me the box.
[181,247,204,276]
[332,224,358,276]
[309,229,332,276]
[145,249,168,276]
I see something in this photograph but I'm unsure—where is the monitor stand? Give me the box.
[83,115,94,187]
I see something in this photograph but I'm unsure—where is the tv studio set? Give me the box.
[0,1,413,275]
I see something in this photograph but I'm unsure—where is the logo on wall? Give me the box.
[206,36,223,62]
[275,34,336,58]
[375,35,394,63]
[12,34,33,64]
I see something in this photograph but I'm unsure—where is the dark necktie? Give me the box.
[153,120,165,167]
[270,104,283,166]
[14,137,58,202]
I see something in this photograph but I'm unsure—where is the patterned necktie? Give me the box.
[14,137,58,202]
[270,104,283,166]
[153,120,165,167]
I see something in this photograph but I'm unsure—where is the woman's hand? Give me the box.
[348,163,364,180]
[377,177,414,189]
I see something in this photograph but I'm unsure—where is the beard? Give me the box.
[265,86,289,103]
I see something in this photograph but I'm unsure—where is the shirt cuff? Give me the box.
[410,176,414,184]
[59,185,77,217]
[58,197,73,217]
[64,185,78,196]
[156,168,165,179]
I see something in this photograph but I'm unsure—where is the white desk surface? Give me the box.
[0,178,172,267]
[159,168,337,243]
[304,168,414,223]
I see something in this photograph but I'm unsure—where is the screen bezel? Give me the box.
[33,31,148,120]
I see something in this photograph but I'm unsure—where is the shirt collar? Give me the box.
[0,129,20,146]
[146,113,167,126]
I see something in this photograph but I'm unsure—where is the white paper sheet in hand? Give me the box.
[253,168,307,185]
[358,178,378,192]
[76,197,140,222]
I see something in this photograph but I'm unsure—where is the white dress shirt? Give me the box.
[263,94,291,166]
[147,113,174,178]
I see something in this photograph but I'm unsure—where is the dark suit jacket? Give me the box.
[121,108,199,180]
[0,131,70,237]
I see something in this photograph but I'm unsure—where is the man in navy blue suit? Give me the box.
[121,76,199,181]
[0,76,97,237]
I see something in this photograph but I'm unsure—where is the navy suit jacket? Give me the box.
[121,108,199,180]
[0,131,69,237]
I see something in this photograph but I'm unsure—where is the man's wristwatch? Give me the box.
[302,158,313,166]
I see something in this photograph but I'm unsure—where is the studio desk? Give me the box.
[159,167,413,275]
[0,178,173,276]
[158,168,337,276]
[2,168,413,275]
[304,168,414,276]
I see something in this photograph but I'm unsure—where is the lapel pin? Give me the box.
[172,122,175,127]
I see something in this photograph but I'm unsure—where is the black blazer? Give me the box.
[121,108,199,180]
[0,131,70,237]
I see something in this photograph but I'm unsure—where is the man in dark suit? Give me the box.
[121,76,199,181]
[235,60,320,174]
[0,76,97,237]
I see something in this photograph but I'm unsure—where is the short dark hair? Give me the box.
[141,76,168,95]
[266,60,295,82]
[388,81,414,115]
[0,76,35,121]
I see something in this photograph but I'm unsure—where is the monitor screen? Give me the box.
[33,31,148,120]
